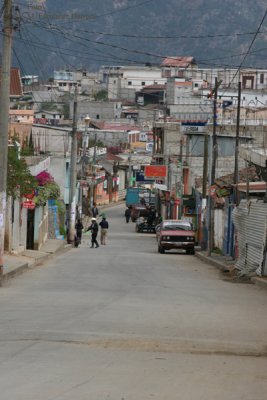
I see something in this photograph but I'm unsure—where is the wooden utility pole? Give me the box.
[208,77,218,256]
[68,85,78,245]
[202,133,209,201]
[211,77,218,185]
[0,0,13,274]
[234,81,241,205]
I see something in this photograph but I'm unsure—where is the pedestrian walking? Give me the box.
[85,218,99,248]
[99,216,109,245]
[74,218,84,247]
[91,202,99,218]
[125,207,131,223]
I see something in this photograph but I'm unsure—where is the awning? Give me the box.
[154,183,168,191]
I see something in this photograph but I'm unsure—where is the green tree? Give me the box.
[93,90,108,101]
[7,147,38,199]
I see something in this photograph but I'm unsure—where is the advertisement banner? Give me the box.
[144,165,167,178]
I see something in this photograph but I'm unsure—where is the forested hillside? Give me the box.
[12,0,267,76]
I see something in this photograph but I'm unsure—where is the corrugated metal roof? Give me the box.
[161,56,196,68]
[237,181,267,193]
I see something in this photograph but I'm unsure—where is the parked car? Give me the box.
[156,219,195,254]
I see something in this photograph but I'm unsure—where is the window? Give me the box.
[113,80,116,84]
[242,76,254,89]
[83,72,87,77]
[96,114,100,119]
[142,81,145,86]
[260,73,264,84]
[128,81,132,86]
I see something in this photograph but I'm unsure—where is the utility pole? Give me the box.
[208,77,219,256]
[0,0,13,275]
[234,81,241,205]
[202,133,209,200]
[128,154,132,186]
[82,115,90,178]
[201,132,209,250]
[68,85,78,245]
[211,77,218,185]
[92,131,97,203]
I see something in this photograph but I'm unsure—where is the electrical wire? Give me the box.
[225,7,267,89]
[13,0,156,20]
[19,17,267,70]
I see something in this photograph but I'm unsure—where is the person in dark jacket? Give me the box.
[86,218,99,248]
[75,219,84,247]
[99,216,109,245]
[91,202,99,218]
[125,207,131,223]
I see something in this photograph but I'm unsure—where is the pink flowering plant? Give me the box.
[36,171,54,186]
[34,171,60,206]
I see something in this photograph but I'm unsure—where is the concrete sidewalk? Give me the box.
[1,239,71,285]
[0,202,122,285]
[196,251,267,290]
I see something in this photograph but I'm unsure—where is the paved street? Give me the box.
[0,203,267,400]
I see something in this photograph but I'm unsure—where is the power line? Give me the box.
[14,0,156,20]
[48,28,267,40]
[19,17,267,70]
[226,7,267,89]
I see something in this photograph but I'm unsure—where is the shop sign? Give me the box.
[22,200,35,210]
[144,165,167,178]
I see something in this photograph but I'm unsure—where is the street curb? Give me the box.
[1,262,29,285]
[251,277,267,290]
[1,243,73,286]
[195,251,228,272]
[196,251,267,291]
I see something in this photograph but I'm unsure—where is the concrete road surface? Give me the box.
[0,204,267,400]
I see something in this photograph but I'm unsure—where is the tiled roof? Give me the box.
[9,109,34,115]
[161,56,196,68]
[0,67,23,96]
[105,153,124,162]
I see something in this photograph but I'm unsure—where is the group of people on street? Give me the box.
[74,202,109,248]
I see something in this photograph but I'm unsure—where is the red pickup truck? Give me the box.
[156,219,195,255]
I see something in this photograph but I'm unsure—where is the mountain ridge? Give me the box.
[13,0,267,76]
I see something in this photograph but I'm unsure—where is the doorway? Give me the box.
[26,209,35,250]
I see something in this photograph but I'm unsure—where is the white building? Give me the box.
[99,65,166,100]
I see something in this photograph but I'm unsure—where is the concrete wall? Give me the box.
[73,100,122,121]
[154,122,267,194]
[32,125,71,156]
[214,209,225,250]
[34,205,48,250]
[5,197,27,254]
[50,156,68,199]
[86,129,128,147]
